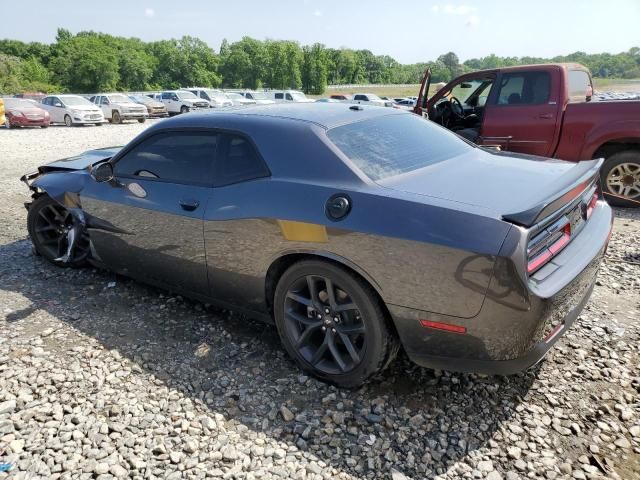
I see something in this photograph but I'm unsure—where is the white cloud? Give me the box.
[443,4,476,15]
[466,14,480,27]
[144,8,155,17]
[432,4,477,15]
[313,9,323,17]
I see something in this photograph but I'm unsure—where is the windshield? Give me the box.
[227,93,243,99]
[250,92,269,100]
[109,94,131,103]
[327,114,471,181]
[365,94,382,101]
[61,96,93,106]
[290,92,307,100]
[3,98,37,109]
[176,91,198,100]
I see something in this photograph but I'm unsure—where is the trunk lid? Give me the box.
[378,148,602,226]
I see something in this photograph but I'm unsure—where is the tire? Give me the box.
[274,260,398,388]
[27,195,90,268]
[138,118,146,123]
[95,123,102,126]
[64,115,73,127]
[180,105,189,114]
[600,151,640,208]
[40,125,49,129]
[112,110,122,124]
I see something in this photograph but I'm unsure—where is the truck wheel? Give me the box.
[112,111,122,124]
[180,105,189,114]
[274,260,399,388]
[601,151,640,207]
[138,118,146,123]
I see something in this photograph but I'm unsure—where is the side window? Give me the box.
[89,96,96,103]
[354,95,365,101]
[568,70,592,103]
[101,97,110,105]
[52,97,62,107]
[275,93,283,99]
[114,132,217,185]
[42,97,51,106]
[496,72,550,105]
[285,93,293,101]
[161,92,171,100]
[214,134,270,186]
[200,91,209,100]
[172,94,179,101]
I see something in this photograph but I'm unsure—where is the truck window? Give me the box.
[496,72,550,105]
[286,93,293,101]
[568,70,592,103]
[275,93,283,99]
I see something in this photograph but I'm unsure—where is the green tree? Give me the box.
[302,43,328,94]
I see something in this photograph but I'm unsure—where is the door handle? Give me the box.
[539,113,553,119]
[179,200,200,211]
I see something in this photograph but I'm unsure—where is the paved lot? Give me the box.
[0,122,638,480]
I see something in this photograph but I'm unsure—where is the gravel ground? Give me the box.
[0,123,639,480]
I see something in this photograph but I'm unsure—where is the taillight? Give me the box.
[527,218,572,275]
[586,192,598,219]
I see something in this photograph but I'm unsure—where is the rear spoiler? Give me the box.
[502,159,603,228]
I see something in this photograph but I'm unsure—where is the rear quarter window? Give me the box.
[327,114,471,181]
[568,70,592,103]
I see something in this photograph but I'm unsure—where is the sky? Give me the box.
[1,0,638,64]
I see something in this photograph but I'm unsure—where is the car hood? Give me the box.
[38,147,122,173]
[65,104,101,111]
[8,107,47,115]
[378,147,602,224]
[114,102,145,108]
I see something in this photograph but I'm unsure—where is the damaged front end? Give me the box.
[21,147,121,265]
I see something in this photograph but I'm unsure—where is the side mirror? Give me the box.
[91,162,114,183]
[54,102,63,107]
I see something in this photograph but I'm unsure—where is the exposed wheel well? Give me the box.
[264,253,399,338]
[593,141,640,160]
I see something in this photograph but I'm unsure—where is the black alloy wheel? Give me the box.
[27,195,90,267]
[274,260,398,387]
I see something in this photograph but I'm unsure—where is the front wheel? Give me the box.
[27,195,90,268]
[138,118,146,123]
[180,105,189,114]
[274,260,398,388]
[64,115,73,127]
[112,111,122,124]
[601,151,640,207]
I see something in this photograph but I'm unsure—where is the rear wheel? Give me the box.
[27,195,90,268]
[138,118,146,123]
[274,260,398,387]
[64,115,73,127]
[601,151,640,207]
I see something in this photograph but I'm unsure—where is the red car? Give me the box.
[3,98,50,129]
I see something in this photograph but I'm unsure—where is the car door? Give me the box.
[479,69,562,157]
[100,96,112,119]
[203,133,271,310]
[80,130,217,296]
[48,96,66,123]
[161,92,175,112]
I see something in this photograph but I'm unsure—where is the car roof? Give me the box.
[148,103,406,130]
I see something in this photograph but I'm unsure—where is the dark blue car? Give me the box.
[21,104,613,387]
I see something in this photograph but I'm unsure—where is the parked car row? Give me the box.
[2,88,319,129]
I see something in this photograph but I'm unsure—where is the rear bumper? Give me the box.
[390,201,613,375]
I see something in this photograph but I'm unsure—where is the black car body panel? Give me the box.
[22,104,614,374]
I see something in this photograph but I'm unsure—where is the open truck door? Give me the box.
[413,68,431,117]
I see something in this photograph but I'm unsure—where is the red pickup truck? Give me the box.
[415,63,640,207]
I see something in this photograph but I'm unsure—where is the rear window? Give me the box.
[327,114,471,181]
[568,70,592,103]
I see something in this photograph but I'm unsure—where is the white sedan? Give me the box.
[40,95,105,126]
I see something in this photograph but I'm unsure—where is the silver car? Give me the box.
[40,95,105,127]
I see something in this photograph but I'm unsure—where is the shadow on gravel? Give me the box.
[0,238,538,478]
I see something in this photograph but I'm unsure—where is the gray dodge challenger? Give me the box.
[21,104,613,387]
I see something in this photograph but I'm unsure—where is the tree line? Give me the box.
[0,29,639,95]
